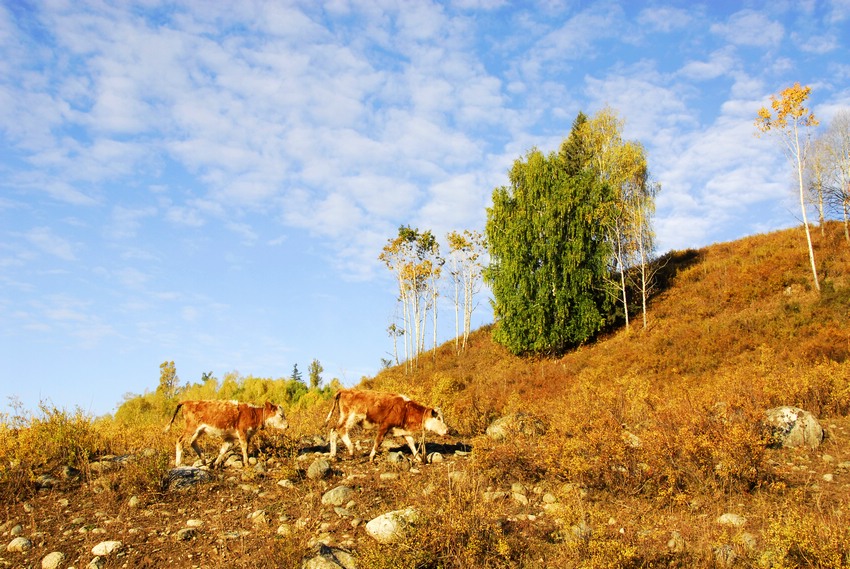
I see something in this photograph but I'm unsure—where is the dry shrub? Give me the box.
[758,347,850,416]
[472,435,547,484]
[358,476,546,569]
[0,402,111,501]
[640,400,771,503]
[761,509,850,568]
[100,449,173,497]
[536,372,650,492]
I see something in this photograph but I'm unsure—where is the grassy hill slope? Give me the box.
[2,222,849,568]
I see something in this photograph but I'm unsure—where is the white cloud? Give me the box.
[106,206,157,240]
[710,10,783,48]
[25,227,77,261]
[637,6,693,32]
[678,48,738,81]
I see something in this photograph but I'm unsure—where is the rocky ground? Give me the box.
[0,435,480,569]
[4,417,850,569]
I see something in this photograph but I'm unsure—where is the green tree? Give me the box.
[485,113,615,355]
[157,361,179,400]
[756,82,820,291]
[290,363,303,384]
[308,359,323,389]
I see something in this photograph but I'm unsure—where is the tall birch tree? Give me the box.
[447,229,486,352]
[756,83,821,291]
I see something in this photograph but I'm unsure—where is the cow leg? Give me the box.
[340,430,355,456]
[369,427,390,461]
[212,440,233,468]
[187,427,206,465]
[175,438,184,466]
[238,432,250,466]
[403,435,423,461]
[329,428,338,457]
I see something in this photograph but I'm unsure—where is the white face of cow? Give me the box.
[264,403,289,431]
[424,407,448,436]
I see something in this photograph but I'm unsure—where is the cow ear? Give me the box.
[431,408,438,417]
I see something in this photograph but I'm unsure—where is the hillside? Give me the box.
[2,223,849,568]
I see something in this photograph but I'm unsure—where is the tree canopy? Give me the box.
[485,113,616,355]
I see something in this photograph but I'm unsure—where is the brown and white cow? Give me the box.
[325,389,448,462]
[165,400,289,468]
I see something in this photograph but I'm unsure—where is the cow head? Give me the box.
[264,402,289,431]
[424,407,448,436]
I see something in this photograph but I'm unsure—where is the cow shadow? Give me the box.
[296,440,472,459]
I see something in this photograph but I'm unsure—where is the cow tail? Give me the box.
[163,402,184,433]
[325,391,341,425]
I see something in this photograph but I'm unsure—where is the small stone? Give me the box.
[668,531,685,553]
[307,459,331,480]
[379,472,399,481]
[128,496,140,508]
[7,536,33,552]
[322,485,354,507]
[716,513,747,527]
[512,492,529,506]
[823,473,834,483]
[41,551,66,569]
[186,519,204,528]
[175,528,196,541]
[91,540,123,556]
[10,524,23,536]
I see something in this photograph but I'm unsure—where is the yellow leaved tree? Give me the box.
[755,82,821,292]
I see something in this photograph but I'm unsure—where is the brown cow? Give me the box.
[165,400,288,468]
[325,389,448,461]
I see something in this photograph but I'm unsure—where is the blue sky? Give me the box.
[2,1,849,416]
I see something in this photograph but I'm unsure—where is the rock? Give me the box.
[322,486,354,507]
[6,536,32,552]
[176,528,197,541]
[486,413,546,441]
[427,452,443,463]
[308,459,332,480]
[249,510,269,525]
[10,524,23,536]
[87,556,105,569]
[41,551,66,569]
[667,531,685,553]
[302,543,358,569]
[716,513,747,527]
[570,521,593,541]
[379,472,399,481]
[163,466,213,491]
[512,492,529,506]
[365,507,420,544]
[764,406,824,449]
[91,540,123,556]
[483,491,509,502]
[128,495,140,508]
[36,474,57,489]
[823,473,834,482]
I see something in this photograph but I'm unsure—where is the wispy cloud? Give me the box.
[25,227,77,261]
